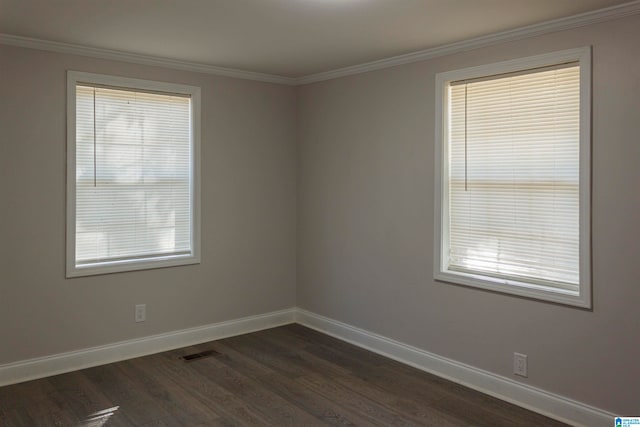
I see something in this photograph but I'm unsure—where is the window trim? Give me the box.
[66,71,201,278]
[433,47,591,308]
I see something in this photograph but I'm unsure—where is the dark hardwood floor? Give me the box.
[0,324,567,426]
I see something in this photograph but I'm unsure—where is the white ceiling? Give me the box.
[0,0,633,78]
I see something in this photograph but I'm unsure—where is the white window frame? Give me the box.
[434,47,591,308]
[66,71,201,277]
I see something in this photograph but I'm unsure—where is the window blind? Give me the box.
[75,85,192,266]
[447,63,580,291]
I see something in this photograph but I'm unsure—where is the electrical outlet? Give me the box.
[513,352,528,377]
[135,304,146,323]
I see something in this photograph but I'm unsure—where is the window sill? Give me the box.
[434,269,591,309]
[66,254,200,278]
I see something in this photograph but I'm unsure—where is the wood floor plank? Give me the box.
[145,352,272,426]
[297,372,421,426]
[328,369,469,426]
[0,324,569,426]
[0,376,60,409]
[119,356,223,426]
[0,405,40,427]
[46,370,121,425]
[252,330,354,378]
[187,356,326,426]
[81,363,175,425]
[255,372,376,426]
[211,339,382,426]
[220,333,317,379]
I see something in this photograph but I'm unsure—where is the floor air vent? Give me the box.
[180,349,218,362]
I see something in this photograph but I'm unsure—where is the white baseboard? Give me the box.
[0,306,615,427]
[295,308,614,427]
[0,308,296,387]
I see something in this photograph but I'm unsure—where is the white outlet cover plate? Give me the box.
[514,352,528,377]
[135,304,146,322]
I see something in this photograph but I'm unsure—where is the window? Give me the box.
[434,48,591,307]
[67,71,200,277]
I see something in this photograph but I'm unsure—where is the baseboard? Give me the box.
[0,308,296,387]
[295,308,614,427]
[0,306,616,426]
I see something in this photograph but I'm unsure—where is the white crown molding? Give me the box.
[295,0,640,85]
[2,1,639,87]
[296,309,615,427]
[0,308,296,387]
[0,33,296,86]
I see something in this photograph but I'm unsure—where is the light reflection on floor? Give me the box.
[79,406,119,427]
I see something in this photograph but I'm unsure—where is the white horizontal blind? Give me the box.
[448,64,580,291]
[75,85,192,266]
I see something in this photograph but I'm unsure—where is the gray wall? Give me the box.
[0,45,297,364]
[297,15,640,415]
[1,12,639,417]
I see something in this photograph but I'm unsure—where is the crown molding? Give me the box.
[1,1,639,86]
[295,0,640,85]
[0,33,296,86]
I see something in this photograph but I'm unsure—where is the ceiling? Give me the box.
[0,0,633,78]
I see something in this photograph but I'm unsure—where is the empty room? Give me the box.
[1,0,639,425]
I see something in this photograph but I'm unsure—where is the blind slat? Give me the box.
[75,85,192,265]
[447,65,580,289]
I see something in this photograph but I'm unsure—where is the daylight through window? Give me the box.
[435,48,591,307]
[67,72,200,277]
